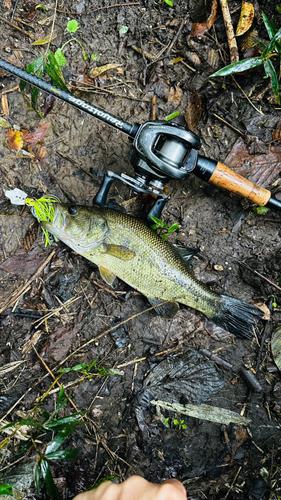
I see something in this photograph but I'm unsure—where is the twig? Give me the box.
[232,76,263,115]
[2,85,19,94]
[225,466,242,498]
[0,250,55,314]
[0,15,35,38]
[219,0,239,63]
[237,261,281,293]
[255,297,274,376]
[212,112,245,136]
[44,0,58,59]
[166,15,187,56]
[199,349,233,371]
[57,299,179,368]
[151,94,157,120]
[93,2,140,12]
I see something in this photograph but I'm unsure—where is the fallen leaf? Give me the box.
[272,327,281,370]
[42,94,56,115]
[42,323,83,362]
[236,1,255,36]
[22,122,50,143]
[251,302,270,320]
[0,246,47,277]
[189,0,217,38]
[224,137,281,188]
[273,122,281,141]
[7,128,23,151]
[167,84,183,106]
[32,33,56,45]
[0,117,11,128]
[89,63,122,78]
[185,90,202,131]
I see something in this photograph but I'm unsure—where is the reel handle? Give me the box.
[194,156,281,210]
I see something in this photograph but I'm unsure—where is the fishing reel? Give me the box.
[93,121,201,221]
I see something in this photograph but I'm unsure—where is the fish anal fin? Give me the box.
[148,298,180,319]
[99,266,116,286]
[102,244,135,260]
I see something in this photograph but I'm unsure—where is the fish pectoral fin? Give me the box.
[147,298,180,319]
[102,244,135,260]
[99,266,117,286]
[173,244,199,268]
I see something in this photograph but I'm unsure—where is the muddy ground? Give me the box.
[1,0,281,498]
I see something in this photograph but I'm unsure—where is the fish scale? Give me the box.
[42,204,264,338]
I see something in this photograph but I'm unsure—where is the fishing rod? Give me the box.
[1,57,281,221]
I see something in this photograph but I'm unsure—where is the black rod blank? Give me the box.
[0,57,135,137]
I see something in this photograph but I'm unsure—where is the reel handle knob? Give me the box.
[93,173,114,207]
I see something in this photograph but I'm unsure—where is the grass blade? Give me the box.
[45,423,76,454]
[262,11,276,39]
[211,57,264,77]
[264,59,280,104]
[40,460,60,500]
[0,485,13,496]
[45,448,78,460]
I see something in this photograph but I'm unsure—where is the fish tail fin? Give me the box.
[210,295,264,339]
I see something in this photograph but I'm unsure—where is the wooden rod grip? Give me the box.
[209,162,271,206]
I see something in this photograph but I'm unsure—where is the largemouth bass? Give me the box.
[42,204,263,338]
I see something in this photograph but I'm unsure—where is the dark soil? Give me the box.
[0,0,281,499]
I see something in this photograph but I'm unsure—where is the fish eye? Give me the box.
[68,205,78,215]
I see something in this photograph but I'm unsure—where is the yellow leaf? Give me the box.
[7,128,24,151]
[32,33,56,45]
[89,64,122,78]
[236,1,255,36]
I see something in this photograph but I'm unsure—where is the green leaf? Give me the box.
[211,57,264,77]
[168,223,179,233]
[35,4,47,12]
[34,462,41,494]
[55,48,66,67]
[150,216,164,227]
[20,56,44,92]
[30,64,43,113]
[262,11,276,39]
[93,476,118,489]
[45,448,78,460]
[67,19,79,33]
[164,0,173,6]
[165,110,179,121]
[162,234,169,241]
[264,59,280,104]
[119,25,129,34]
[41,410,50,420]
[182,424,187,429]
[45,423,76,454]
[151,224,157,229]
[173,419,179,425]
[88,359,98,371]
[0,485,13,496]
[72,362,87,371]
[44,412,86,430]
[91,54,100,61]
[57,385,65,404]
[262,27,281,57]
[40,461,60,500]
[253,206,270,214]
[44,52,68,91]
[277,6,281,14]
[57,367,72,373]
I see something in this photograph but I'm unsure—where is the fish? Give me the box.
[42,203,264,338]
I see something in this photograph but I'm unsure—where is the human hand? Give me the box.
[73,475,187,500]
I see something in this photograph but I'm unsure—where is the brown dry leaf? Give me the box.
[251,302,270,320]
[189,0,217,38]
[22,122,50,143]
[185,90,202,132]
[236,1,255,36]
[7,128,23,151]
[42,323,83,362]
[224,137,281,188]
[0,246,47,277]
[167,85,183,107]
[32,34,56,45]
[89,64,123,78]
[273,122,281,141]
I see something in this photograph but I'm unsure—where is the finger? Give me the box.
[161,479,187,499]
[73,481,114,500]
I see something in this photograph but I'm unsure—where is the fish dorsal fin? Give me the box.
[173,244,199,268]
[99,266,116,286]
[102,243,135,261]
[147,298,180,319]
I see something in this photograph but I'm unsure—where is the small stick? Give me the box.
[219,0,239,63]
[237,261,281,293]
[0,250,55,314]
[0,15,35,38]
[255,297,274,376]
[93,2,140,12]
[212,112,245,136]
[2,85,19,94]
[199,349,233,371]
[232,76,263,115]
[151,94,157,121]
